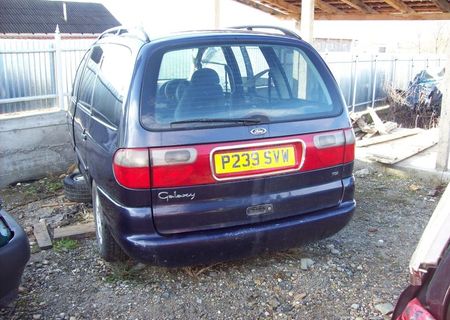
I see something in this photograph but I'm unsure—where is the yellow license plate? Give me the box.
[213,145,297,176]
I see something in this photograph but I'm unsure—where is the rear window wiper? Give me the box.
[170,118,262,127]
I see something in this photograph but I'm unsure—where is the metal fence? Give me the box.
[0,35,91,115]
[0,34,446,116]
[322,52,445,112]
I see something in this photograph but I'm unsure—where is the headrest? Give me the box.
[190,68,220,85]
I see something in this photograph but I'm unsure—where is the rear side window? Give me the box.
[77,47,102,109]
[141,44,339,130]
[70,51,89,115]
[91,44,133,127]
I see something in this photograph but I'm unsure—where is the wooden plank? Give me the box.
[384,121,398,133]
[235,0,345,18]
[338,0,376,13]
[236,0,299,15]
[315,12,450,20]
[430,0,450,12]
[382,0,415,13]
[357,128,423,147]
[356,117,377,134]
[265,0,300,14]
[233,0,288,16]
[362,131,377,140]
[53,222,96,240]
[368,108,387,134]
[33,222,53,250]
[315,0,344,14]
[367,129,438,164]
[235,1,450,20]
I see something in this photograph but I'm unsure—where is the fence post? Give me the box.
[54,25,65,111]
[371,55,378,109]
[351,55,359,112]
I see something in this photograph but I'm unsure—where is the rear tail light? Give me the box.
[344,128,355,163]
[150,146,214,188]
[301,128,354,171]
[113,148,151,189]
[303,130,345,170]
[112,129,356,189]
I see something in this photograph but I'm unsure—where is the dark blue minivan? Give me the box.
[68,26,356,266]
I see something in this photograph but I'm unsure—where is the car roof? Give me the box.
[151,27,302,41]
[95,26,303,47]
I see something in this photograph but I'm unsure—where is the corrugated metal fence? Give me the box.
[0,37,91,115]
[324,52,445,112]
[0,35,446,116]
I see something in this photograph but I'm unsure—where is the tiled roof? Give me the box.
[0,0,120,34]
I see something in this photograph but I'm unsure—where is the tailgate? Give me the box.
[150,131,352,235]
[152,167,344,234]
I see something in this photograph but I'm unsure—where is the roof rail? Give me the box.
[97,26,150,43]
[231,25,302,40]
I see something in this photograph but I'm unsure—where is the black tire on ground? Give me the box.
[92,181,128,262]
[63,172,92,203]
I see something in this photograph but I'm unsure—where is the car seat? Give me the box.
[174,68,225,120]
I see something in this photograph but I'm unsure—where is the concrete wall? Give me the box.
[0,110,75,187]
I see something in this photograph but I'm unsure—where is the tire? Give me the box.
[63,172,91,203]
[92,181,128,262]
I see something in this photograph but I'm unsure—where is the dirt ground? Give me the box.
[0,166,444,320]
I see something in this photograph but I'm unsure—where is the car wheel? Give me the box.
[63,172,91,203]
[92,181,127,262]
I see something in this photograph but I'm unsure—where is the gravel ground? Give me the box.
[0,167,444,320]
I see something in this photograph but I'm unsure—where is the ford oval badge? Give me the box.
[250,128,267,135]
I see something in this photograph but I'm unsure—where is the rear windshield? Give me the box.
[141,44,340,130]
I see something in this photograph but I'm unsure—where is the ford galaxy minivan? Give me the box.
[67,26,356,266]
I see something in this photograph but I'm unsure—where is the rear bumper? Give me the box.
[0,209,30,306]
[99,187,355,267]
